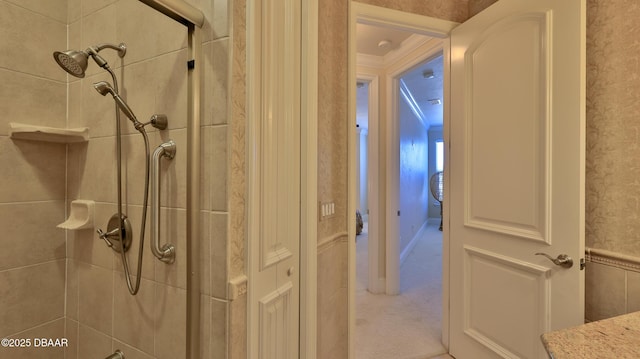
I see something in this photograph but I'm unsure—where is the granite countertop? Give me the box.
[541,311,640,358]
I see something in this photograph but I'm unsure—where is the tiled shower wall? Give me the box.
[1,0,235,358]
[64,0,233,358]
[0,0,67,357]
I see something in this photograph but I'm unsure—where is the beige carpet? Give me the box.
[355,224,447,359]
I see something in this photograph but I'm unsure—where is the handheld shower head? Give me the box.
[53,43,126,78]
[93,81,139,126]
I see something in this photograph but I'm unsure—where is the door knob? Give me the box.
[535,252,573,268]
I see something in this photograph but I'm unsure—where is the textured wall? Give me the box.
[0,1,67,357]
[359,0,469,23]
[468,0,497,17]
[585,0,640,257]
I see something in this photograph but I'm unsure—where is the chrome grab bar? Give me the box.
[151,140,176,263]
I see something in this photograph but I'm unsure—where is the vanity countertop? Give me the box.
[541,311,640,358]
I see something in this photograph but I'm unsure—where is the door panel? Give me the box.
[248,0,301,357]
[450,1,585,358]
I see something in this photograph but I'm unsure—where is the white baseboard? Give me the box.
[400,221,428,266]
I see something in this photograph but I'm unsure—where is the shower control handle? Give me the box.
[97,228,116,247]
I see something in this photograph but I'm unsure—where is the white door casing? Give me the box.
[348,3,458,357]
[247,0,301,358]
[449,1,586,358]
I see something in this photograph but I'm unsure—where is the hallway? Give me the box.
[355,224,447,359]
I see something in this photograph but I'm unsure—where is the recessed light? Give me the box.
[377,39,392,49]
[423,70,435,79]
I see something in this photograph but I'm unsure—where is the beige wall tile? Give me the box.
[0,260,65,337]
[154,208,187,289]
[200,212,211,296]
[65,318,79,359]
[153,50,189,131]
[202,125,230,212]
[0,1,66,81]
[113,274,155,354]
[204,39,229,126]
[210,212,228,299]
[112,340,154,359]
[116,59,162,137]
[228,295,246,359]
[66,260,79,321]
[199,294,212,358]
[67,202,116,270]
[0,201,65,271]
[77,72,116,138]
[0,138,66,202]
[586,262,626,321]
[78,324,112,358]
[68,0,81,24]
[4,0,67,23]
[80,5,119,78]
[77,263,113,335]
[627,270,640,313]
[0,69,66,133]
[82,0,117,18]
[67,137,116,203]
[67,79,83,130]
[154,284,187,359]
[211,0,229,40]
[0,318,65,359]
[115,0,186,66]
[211,297,228,359]
[209,125,228,212]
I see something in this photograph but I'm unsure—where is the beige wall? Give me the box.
[0,1,67,357]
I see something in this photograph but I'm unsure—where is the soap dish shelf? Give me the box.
[9,122,89,143]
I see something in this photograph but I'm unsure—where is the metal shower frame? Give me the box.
[137,1,204,358]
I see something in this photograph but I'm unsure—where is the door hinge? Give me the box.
[397,210,400,216]
[580,258,586,270]
[187,59,195,70]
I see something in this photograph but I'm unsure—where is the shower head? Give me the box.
[53,50,89,78]
[53,43,126,78]
[93,81,139,126]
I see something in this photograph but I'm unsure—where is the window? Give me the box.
[435,140,444,172]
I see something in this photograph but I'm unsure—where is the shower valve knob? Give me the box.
[97,228,115,248]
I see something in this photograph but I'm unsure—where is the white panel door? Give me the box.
[449,1,585,358]
[247,0,301,358]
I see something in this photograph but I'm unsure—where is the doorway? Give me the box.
[348,3,458,358]
[354,35,447,358]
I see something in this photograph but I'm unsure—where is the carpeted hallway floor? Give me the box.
[355,223,450,359]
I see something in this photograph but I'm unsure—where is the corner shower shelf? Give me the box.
[9,122,89,143]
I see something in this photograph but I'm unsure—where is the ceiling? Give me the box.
[356,24,444,130]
